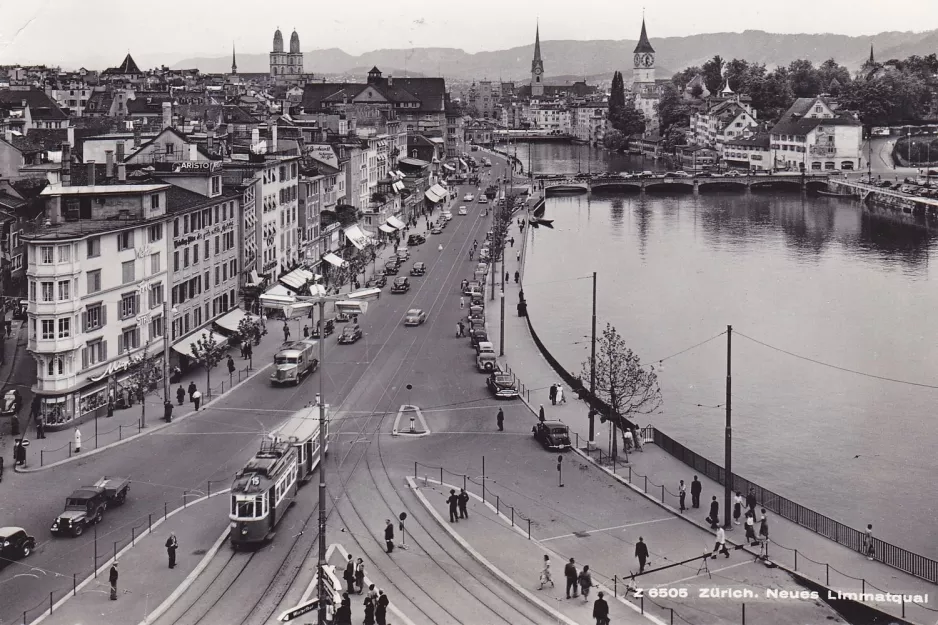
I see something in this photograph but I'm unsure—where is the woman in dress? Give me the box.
[363,596,375,625]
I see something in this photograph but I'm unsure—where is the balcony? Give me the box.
[29,298,83,318]
[28,259,83,279]
[29,333,82,354]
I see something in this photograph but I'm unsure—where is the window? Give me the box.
[215,265,220,286]
[165,143,174,155]
[40,246,54,264]
[122,260,135,284]
[118,231,133,251]
[41,319,54,339]
[57,280,70,301]
[148,224,163,242]
[118,326,140,353]
[120,292,138,319]
[150,252,161,274]
[183,248,189,268]
[29,281,36,302]
[57,245,71,263]
[214,235,220,255]
[150,314,163,338]
[58,318,70,338]
[41,282,54,302]
[211,176,220,194]
[193,243,199,264]
[150,194,160,211]
[82,268,101,294]
[149,282,164,308]
[204,242,209,260]
[184,215,189,234]
[173,251,179,272]
[214,205,220,223]
[82,339,108,368]
[83,304,105,331]
[87,237,100,258]
[47,355,65,376]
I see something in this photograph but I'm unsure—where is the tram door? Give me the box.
[304,440,314,474]
[266,490,275,531]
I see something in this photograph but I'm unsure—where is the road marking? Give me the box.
[539,517,676,542]
[391,404,431,437]
[659,560,752,586]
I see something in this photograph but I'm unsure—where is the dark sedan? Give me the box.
[337,324,363,344]
[0,527,36,559]
[366,274,387,289]
[407,234,426,246]
[390,277,410,293]
[532,421,572,451]
[310,319,335,338]
[486,372,519,399]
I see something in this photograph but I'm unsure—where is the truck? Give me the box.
[51,477,130,537]
[270,339,319,386]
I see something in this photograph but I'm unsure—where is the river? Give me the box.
[511,141,938,559]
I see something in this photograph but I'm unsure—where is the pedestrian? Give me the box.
[711,526,730,559]
[176,385,185,406]
[623,428,633,451]
[363,596,375,625]
[227,355,235,378]
[240,343,247,359]
[514,270,520,283]
[376,590,389,625]
[344,554,355,593]
[109,562,118,600]
[36,416,45,439]
[446,489,460,522]
[458,488,469,518]
[538,404,546,422]
[505,270,510,282]
[166,532,178,568]
[733,491,743,525]
[107,397,114,418]
[438,244,443,252]
[556,384,566,404]
[549,384,557,405]
[384,519,394,553]
[496,408,504,431]
[578,565,593,600]
[355,558,365,593]
[746,487,757,515]
[863,524,875,560]
[679,480,686,512]
[593,591,610,625]
[635,536,649,573]
[0,456,4,482]
[460,297,465,309]
[303,325,310,339]
[538,554,554,589]
[261,313,267,330]
[632,426,643,451]
[708,495,719,529]
[745,510,759,545]
[282,321,290,342]
[335,594,352,625]
[192,389,202,411]
[758,509,769,542]
[164,400,174,422]
[187,381,196,402]
[691,475,702,508]
[367,584,378,604]
[74,427,82,453]
[510,237,515,247]
[564,557,578,599]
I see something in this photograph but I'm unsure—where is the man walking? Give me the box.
[564,557,579,599]
[679,480,686,512]
[635,537,649,573]
[446,489,460,522]
[376,590,389,625]
[691,475,702,508]
[746,487,757,516]
[177,385,186,406]
[593,591,610,625]
[496,408,504,431]
[282,321,291,343]
[863,524,875,560]
[384,519,394,553]
[36,416,45,439]
[227,356,235,380]
[458,488,469,519]
[510,237,515,247]
[549,384,557,405]
[708,495,720,529]
[711,526,730,559]
[109,562,119,600]
[166,532,178,568]
[344,554,355,593]
[73,427,82,453]
[187,381,196,402]
[192,389,202,411]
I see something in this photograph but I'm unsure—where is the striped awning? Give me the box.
[323,252,346,267]
[379,224,396,234]
[386,215,406,230]
[279,267,315,291]
[425,189,444,203]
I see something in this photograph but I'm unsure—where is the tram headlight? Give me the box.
[241,526,248,535]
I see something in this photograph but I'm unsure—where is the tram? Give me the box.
[229,439,298,549]
[273,405,330,484]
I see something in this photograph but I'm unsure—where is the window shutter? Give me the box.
[117,333,124,354]
[82,347,88,369]
[102,340,108,360]
[135,293,140,315]
[101,304,107,326]
[81,311,87,332]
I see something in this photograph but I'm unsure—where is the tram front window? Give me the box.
[232,495,260,519]
[274,356,299,365]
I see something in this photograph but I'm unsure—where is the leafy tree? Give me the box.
[124,346,162,428]
[690,83,704,99]
[609,71,626,113]
[603,129,626,152]
[580,324,661,458]
[749,70,795,121]
[655,83,690,133]
[661,125,688,152]
[843,71,930,125]
[190,331,225,399]
[671,66,702,90]
[788,59,823,98]
[701,55,725,94]
[817,59,851,94]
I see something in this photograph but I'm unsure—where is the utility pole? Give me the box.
[317,299,327,625]
[724,325,733,530]
[588,271,597,447]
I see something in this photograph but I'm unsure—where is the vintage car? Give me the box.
[431,226,443,235]
[410,262,427,277]
[383,262,400,275]
[470,293,485,307]
[407,233,426,246]
[468,305,485,324]
[458,206,468,215]
[533,421,572,451]
[334,311,352,322]
[475,262,488,274]
[0,527,36,559]
[487,372,519,399]
[404,309,427,326]
[478,196,489,204]
[365,274,387,289]
[390,277,411,293]
[464,280,482,296]
[470,327,488,349]
[1,388,21,416]
[337,324,363,344]
[310,318,336,338]
[51,477,130,537]
[463,193,475,202]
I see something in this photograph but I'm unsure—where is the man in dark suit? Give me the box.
[593,591,610,625]
[691,475,702,508]
[708,496,720,529]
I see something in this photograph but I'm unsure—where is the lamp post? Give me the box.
[588,271,597,448]
[724,325,733,531]
[259,284,379,625]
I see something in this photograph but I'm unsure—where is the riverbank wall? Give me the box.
[829,178,938,217]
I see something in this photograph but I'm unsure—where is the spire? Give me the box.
[869,43,875,66]
[231,42,238,75]
[633,18,655,54]
[533,22,542,63]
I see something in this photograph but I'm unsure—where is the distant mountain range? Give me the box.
[173,29,938,83]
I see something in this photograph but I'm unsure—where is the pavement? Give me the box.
[480,181,938,625]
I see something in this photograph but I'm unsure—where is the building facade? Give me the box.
[770,97,862,172]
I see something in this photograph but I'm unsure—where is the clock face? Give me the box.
[643,54,654,68]
[633,53,642,68]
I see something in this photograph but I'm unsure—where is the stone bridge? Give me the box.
[540,174,830,195]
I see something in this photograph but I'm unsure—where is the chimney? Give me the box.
[67,125,75,147]
[388,74,393,87]
[87,160,96,186]
[272,123,278,151]
[133,124,142,148]
[251,127,260,146]
[105,150,115,178]
[117,163,127,181]
[162,101,173,129]
[207,133,214,152]
[60,142,71,187]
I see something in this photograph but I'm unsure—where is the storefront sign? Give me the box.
[309,144,338,169]
[178,161,221,173]
[172,221,234,248]
[88,354,145,383]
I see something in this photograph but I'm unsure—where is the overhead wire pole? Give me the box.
[589,271,597,447]
[724,324,733,531]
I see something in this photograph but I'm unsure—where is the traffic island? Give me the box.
[391,405,430,437]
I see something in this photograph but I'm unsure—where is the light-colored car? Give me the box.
[670,171,692,178]
[431,226,443,234]
[404,308,427,326]
[463,194,475,202]
[458,206,468,215]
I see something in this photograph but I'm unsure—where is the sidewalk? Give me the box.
[28,492,228,625]
[485,195,938,625]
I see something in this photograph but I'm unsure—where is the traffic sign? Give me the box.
[277,598,319,622]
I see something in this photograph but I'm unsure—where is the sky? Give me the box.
[1,0,937,69]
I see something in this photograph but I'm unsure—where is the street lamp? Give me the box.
[258,283,379,625]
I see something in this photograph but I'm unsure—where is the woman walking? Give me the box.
[578,565,593,601]
[538,554,554,590]
[355,558,365,594]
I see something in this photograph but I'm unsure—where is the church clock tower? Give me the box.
[632,18,656,87]
[531,24,545,98]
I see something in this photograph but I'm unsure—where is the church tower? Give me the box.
[531,24,545,98]
[270,28,303,79]
[270,27,284,77]
[632,18,656,87]
[231,43,238,75]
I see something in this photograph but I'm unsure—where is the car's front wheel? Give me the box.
[21,544,32,558]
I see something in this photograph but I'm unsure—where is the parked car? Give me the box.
[310,318,335,338]
[365,274,387,289]
[470,327,488,349]
[458,206,468,215]
[335,311,352,323]
[478,196,489,204]
[725,170,742,177]
[404,308,427,326]
[532,421,572,451]
[694,172,712,178]
[463,194,475,202]
[407,234,426,246]
[410,262,427,276]
[337,324,363,344]
[0,527,36,559]
[384,262,400,275]
[464,280,482,296]
[431,226,443,235]
[390,277,411,293]
[487,372,519,399]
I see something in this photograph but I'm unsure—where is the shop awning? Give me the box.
[215,308,259,333]
[379,224,396,234]
[392,180,405,192]
[172,330,228,357]
[386,215,406,230]
[245,269,264,287]
[424,189,443,203]
[279,267,315,291]
[344,225,371,251]
[323,252,347,268]
[430,184,448,197]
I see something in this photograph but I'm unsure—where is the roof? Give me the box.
[164,185,239,215]
[124,126,215,162]
[633,19,655,54]
[301,76,445,113]
[40,184,171,197]
[770,97,860,135]
[725,133,771,149]
[0,191,26,211]
[540,420,567,428]
[102,54,142,76]
[0,527,26,538]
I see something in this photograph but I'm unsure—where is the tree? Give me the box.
[788,59,823,98]
[701,55,725,94]
[190,331,225,399]
[749,70,795,121]
[124,345,162,429]
[607,74,645,138]
[581,324,662,459]
[603,129,626,152]
[671,66,702,90]
[817,59,851,94]
[608,71,626,113]
[655,83,690,133]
